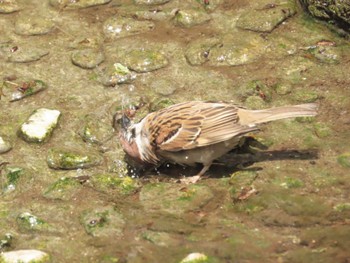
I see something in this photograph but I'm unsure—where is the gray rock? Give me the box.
[0,249,49,263]
[90,173,140,196]
[43,177,82,200]
[150,79,178,95]
[174,9,211,28]
[19,108,61,143]
[185,37,221,65]
[71,49,105,69]
[5,45,49,63]
[16,212,49,232]
[47,147,102,170]
[207,34,267,66]
[135,9,177,21]
[97,62,137,86]
[0,136,12,154]
[237,3,296,33]
[79,113,114,144]
[15,16,55,36]
[121,49,168,73]
[180,253,209,263]
[300,0,350,34]
[103,16,155,39]
[7,79,48,102]
[0,0,20,14]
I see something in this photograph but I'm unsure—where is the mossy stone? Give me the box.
[337,153,350,168]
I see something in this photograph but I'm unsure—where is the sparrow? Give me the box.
[119,101,317,183]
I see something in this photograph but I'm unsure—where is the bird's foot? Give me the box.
[180,175,201,184]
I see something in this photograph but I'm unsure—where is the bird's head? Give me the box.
[119,114,143,163]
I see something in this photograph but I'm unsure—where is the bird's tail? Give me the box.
[238,103,318,126]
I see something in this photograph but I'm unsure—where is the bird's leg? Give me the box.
[180,163,211,184]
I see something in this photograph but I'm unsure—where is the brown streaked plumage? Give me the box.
[119,101,318,183]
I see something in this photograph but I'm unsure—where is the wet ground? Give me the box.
[0,0,350,262]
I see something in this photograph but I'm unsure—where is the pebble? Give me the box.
[47,147,102,170]
[0,250,49,263]
[236,3,296,33]
[180,253,208,263]
[0,136,12,154]
[7,45,49,63]
[103,16,155,39]
[71,49,105,69]
[122,49,168,73]
[81,206,125,238]
[97,62,137,86]
[8,79,48,102]
[19,108,61,143]
[174,9,211,28]
[15,16,55,36]
[185,37,221,65]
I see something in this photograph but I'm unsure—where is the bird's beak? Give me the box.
[121,114,131,131]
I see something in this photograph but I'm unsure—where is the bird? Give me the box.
[119,101,317,183]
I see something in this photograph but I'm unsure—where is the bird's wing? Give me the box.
[146,101,258,152]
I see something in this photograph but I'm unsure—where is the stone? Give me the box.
[0,0,20,14]
[121,49,168,73]
[103,16,155,39]
[71,49,105,69]
[97,63,136,86]
[0,249,49,263]
[47,148,102,170]
[19,108,60,143]
[6,45,49,63]
[185,37,221,66]
[174,9,211,28]
[43,177,82,200]
[81,206,125,238]
[0,136,12,154]
[237,3,296,33]
[15,16,55,36]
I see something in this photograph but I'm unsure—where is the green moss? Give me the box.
[293,90,319,103]
[44,177,80,193]
[333,203,350,212]
[16,212,48,231]
[280,177,304,189]
[47,148,102,169]
[4,167,23,185]
[43,177,81,200]
[92,174,139,195]
[113,63,130,75]
[180,253,210,263]
[177,187,198,201]
[337,153,350,168]
[100,255,120,263]
[313,122,332,138]
[0,233,12,250]
[2,167,25,193]
[84,210,110,233]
